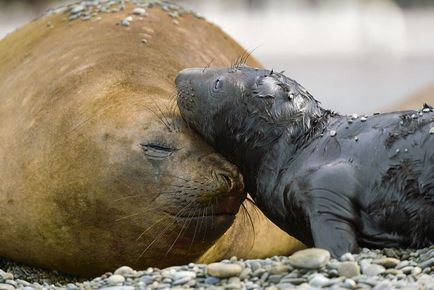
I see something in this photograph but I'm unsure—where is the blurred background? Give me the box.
[1,0,434,113]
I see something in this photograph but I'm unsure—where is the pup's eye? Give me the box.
[140,142,177,160]
[213,79,222,92]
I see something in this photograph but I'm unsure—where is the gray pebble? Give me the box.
[204,277,220,285]
[330,130,337,137]
[0,284,15,290]
[70,5,85,14]
[106,275,125,285]
[114,266,136,277]
[0,271,13,281]
[268,274,283,284]
[172,276,191,286]
[372,258,400,268]
[309,274,330,287]
[98,287,134,290]
[279,277,306,285]
[340,253,354,262]
[430,127,434,135]
[288,248,330,269]
[207,263,243,278]
[337,262,360,278]
[132,7,146,15]
[419,257,434,269]
[341,278,356,289]
[363,264,385,276]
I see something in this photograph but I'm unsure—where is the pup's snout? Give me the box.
[175,68,203,87]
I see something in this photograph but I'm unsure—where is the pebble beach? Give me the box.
[1,1,434,290]
[1,247,434,289]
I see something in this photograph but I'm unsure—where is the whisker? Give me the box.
[201,206,209,242]
[138,221,177,259]
[189,208,201,250]
[202,57,215,73]
[165,209,193,256]
[136,215,169,241]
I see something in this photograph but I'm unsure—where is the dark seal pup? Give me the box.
[176,65,434,257]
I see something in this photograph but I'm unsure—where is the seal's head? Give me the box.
[176,66,322,147]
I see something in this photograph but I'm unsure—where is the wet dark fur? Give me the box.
[176,66,434,257]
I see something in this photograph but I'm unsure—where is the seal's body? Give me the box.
[0,4,304,277]
[176,66,434,257]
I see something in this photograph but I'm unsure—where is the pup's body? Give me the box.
[176,66,434,257]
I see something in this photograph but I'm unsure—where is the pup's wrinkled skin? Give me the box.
[176,65,434,257]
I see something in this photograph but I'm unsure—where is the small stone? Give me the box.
[114,266,136,277]
[132,7,146,16]
[121,18,130,26]
[352,114,358,119]
[342,278,356,289]
[141,39,148,44]
[70,5,85,14]
[340,253,355,262]
[173,276,191,286]
[430,127,434,135]
[0,271,13,281]
[411,114,418,119]
[354,136,358,141]
[99,287,134,290]
[173,19,180,25]
[174,271,196,280]
[69,14,80,21]
[360,117,367,122]
[288,248,330,269]
[279,277,306,285]
[337,262,360,278]
[169,11,179,18]
[412,266,422,275]
[309,274,330,287]
[330,130,337,137]
[207,263,243,278]
[363,264,385,276]
[373,258,400,268]
[270,264,289,275]
[4,281,15,288]
[0,284,15,290]
[419,257,434,269]
[268,274,283,284]
[423,108,431,113]
[106,274,125,285]
[397,260,410,269]
[239,267,252,280]
[204,277,220,285]
[383,268,402,275]
[396,148,400,153]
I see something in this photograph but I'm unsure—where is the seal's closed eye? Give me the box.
[140,142,178,160]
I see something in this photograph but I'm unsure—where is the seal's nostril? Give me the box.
[218,172,233,190]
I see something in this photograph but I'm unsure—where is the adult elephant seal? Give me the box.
[176,65,434,258]
[0,1,304,277]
